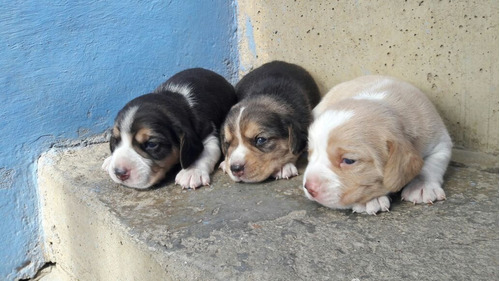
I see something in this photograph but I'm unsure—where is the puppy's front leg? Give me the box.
[101,156,112,172]
[401,141,451,204]
[352,196,391,215]
[273,162,299,180]
[175,135,220,189]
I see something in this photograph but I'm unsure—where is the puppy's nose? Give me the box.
[304,180,319,197]
[114,168,130,181]
[230,164,245,177]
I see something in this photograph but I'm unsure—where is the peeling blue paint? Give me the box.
[245,16,257,58]
[0,169,15,190]
[0,0,238,279]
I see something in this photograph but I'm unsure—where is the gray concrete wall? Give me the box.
[237,0,498,154]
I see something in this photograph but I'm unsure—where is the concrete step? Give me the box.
[38,143,498,280]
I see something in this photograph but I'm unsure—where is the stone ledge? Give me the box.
[450,148,498,172]
[38,143,498,280]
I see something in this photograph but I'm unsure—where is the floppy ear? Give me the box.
[219,121,229,156]
[383,139,424,192]
[179,129,204,169]
[287,120,307,155]
[220,128,228,156]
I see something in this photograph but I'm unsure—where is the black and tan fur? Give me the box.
[102,68,236,189]
[220,61,320,182]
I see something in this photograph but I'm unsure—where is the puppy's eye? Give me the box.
[110,136,120,152]
[342,158,356,165]
[144,141,159,150]
[255,137,267,146]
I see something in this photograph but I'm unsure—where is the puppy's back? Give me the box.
[316,75,451,153]
[235,61,320,109]
[157,68,237,129]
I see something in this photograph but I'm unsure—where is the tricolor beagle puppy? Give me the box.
[303,75,452,214]
[220,61,321,182]
[102,68,237,189]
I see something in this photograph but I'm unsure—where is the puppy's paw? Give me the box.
[401,178,446,204]
[102,156,112,171]
[175,168,210,189]
[273,163,298,180]
[219,160,227,174]
[352,196,391,215]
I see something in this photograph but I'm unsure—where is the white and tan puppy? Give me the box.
[303,75,452,215]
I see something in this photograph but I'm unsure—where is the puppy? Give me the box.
[303,75,452,215]
[102,68,237,189]
[220,61,320,182]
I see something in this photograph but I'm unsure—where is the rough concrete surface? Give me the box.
[237,0,499,153]
[39,143,498,280]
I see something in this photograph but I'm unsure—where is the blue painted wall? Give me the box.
[0,0,238,279]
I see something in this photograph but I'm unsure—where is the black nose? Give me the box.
[230,164,244,172]
[114,168,130,181]
[230,164,245,177]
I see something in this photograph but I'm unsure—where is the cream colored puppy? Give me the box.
[303,75,452,215]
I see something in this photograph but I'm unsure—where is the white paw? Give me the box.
[102,156,112,171]
[352,196,391,215]
[273,163,298,180]
[401,177,446,204]
[175,167,210,189]
[219,160,227,174]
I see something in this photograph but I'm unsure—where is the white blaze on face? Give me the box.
[106,106,154,189]
[303,110,354,208]
[227,107,247,181]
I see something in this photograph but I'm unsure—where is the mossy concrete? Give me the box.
[39,143,498,280]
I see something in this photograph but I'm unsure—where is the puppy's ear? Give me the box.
[220,127,228,156]
[109,126,120,152]
[287,119,307,155]
[179,129,204,169]
[383,139,424,192]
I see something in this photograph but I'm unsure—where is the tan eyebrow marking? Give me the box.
[135,128,153,144]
